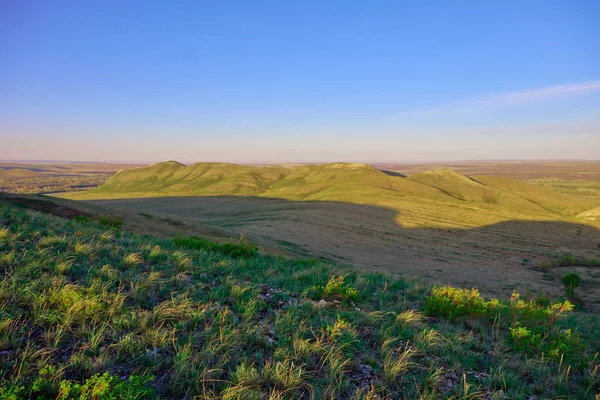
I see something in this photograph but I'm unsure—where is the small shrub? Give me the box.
[563,273,580,297]
[538,259,553,272]
[553,255,577,268]
[306,275,358,303]
[425,286,490,320]
[509,323,542,351]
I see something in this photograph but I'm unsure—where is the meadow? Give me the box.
[58,161,600,311]
[1,198,599,399]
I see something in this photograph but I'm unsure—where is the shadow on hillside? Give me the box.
[38,194,600,310]
[380,170,407,178]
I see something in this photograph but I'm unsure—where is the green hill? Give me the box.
[407,169,496,201]
[1,197,598,398]
[87,161,289,196]
[60,161,600,228]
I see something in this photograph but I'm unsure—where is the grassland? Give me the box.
[1,198,599,399]
[374,161,600,183]
[0,162,140,194]
[55,161,600,312]
[61,161,599,225]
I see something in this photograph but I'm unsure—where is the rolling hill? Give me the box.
[0,168,45,178]
[61,161,599,228]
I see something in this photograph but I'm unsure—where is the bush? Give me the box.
[306,275,358,303]
[538,259,553,272]
[425,286,492,320]
[563,273,580,297]
[426,287,577,359]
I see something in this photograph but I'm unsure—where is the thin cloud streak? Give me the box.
[388,80,600,120]
[486,80,600,104]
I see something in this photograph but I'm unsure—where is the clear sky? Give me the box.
[2,0,599,162]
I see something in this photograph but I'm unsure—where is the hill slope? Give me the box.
[1,199,598,398]
[577,206,600,222]
[61,161,600,229]
[0,168,45,178]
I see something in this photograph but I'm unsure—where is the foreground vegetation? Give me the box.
[0,202,599,399]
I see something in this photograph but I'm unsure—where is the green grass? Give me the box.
[0,202,599,398]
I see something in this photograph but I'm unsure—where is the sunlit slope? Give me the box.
[85,161,289,196]
[61,161,600,228]
[265,163,449,202]
[407,170,496,201]
[64,162,451,202]
[471,175,596,216]
[577,206,600,222]
[406,170,593,217]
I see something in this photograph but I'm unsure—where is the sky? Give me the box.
[1,0,599,163]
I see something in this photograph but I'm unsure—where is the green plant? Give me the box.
[1,201,598,399]
[56,372,154,399]
[425,286,491,320]
[563,273,581,297]
[306,275,358,303]
[538,259,553,272]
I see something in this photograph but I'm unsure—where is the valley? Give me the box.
[58,161,600,311]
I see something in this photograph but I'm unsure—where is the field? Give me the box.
[80,195,600,312]
[0,195,599,398]
[372,161,600,182]
[0,162,141,194]
[57,161,600,313]
[2,160,600,398]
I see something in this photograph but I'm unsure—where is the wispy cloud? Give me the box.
[481,80,600,105]
[388,80,600,120]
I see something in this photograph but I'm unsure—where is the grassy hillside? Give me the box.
[60,161,600,229]
[578,206,600,222]
[1,201,599,399]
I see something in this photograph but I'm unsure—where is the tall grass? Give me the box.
[0,203,598,398]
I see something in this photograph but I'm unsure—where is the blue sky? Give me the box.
[2,0,599,162]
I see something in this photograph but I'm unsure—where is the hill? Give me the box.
[407,169,495,202]
[61,161,599,229]
[1,198,598,398]
[0,168,45,178]
[577,206,600,222]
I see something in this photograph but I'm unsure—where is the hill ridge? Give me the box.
[61,160,600,224]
